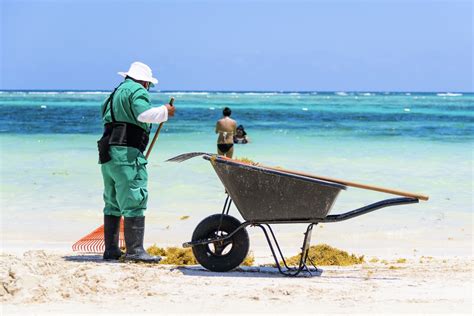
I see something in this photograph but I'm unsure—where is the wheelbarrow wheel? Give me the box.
[191,214,249,272]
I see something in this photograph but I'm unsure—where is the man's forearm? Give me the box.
[137,106,168,123]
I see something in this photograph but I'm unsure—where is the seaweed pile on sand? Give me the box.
[147,245,254,266]
[283,244,365,266]
[147,245,196,265]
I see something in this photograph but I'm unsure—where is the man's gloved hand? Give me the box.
[165,103,175,117]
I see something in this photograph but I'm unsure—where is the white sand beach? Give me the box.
[1,249,472,315]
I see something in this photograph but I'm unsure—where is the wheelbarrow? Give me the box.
[167,153,429,276]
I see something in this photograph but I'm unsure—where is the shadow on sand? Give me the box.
[63,254,117,263]
[61,255,398,281]
[176,265,323,278]
[177,266,399,281]
[61,254,322,278]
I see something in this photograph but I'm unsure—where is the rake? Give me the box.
[72,97,174,253]
[72,218,125,252]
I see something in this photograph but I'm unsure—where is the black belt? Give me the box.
[98,122,149,164]
[105,122,149,152]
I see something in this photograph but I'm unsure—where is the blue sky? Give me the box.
[1,0,472,91]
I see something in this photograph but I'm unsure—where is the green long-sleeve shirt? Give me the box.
[101,78,153,132]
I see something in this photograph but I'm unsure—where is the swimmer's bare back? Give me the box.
[216,117,237,157]
[216,117,237,144]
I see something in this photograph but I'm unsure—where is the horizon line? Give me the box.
[0,89,472,94]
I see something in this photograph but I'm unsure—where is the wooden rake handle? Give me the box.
[145,97,174,160]
[261,164,429,201]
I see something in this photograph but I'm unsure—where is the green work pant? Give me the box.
[101,147,148,218]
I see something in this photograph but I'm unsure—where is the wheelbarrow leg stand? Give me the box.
[296,223,320,276]
[263,224,293,271]
[255,223,319,277]
[302,224,322,275]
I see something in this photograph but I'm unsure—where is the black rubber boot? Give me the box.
[123,216,161,263]
[103,215,124,260]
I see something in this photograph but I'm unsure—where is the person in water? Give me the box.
[215,107,237,158]
[234,125,249,144]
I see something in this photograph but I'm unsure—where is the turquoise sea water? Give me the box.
[1,91,472,256]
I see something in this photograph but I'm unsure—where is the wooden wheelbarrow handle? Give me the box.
[262,165,429,201]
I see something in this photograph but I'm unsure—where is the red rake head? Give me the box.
[72,218,125,253]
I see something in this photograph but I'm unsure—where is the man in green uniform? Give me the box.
[98,61,175,262]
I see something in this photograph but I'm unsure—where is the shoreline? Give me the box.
[2,210,472,259]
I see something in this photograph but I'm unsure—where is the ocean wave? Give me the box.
[65,91,108,95]
[28,92,59,95]
[335,92,348,96]
[168,92,210,95]
[437,93,463,97]
[243,92,281,96]
[0,91,27,95]
[0,91,28,95]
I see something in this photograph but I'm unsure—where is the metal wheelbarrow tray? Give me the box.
[169,153,425,276]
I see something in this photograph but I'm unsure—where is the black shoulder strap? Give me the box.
[109,89,117,122]
[101,95,111,118]
[102,85,121,122]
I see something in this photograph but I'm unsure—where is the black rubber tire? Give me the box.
[191,214,249,272]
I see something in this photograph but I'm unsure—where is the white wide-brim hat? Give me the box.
[118,61,158,84]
